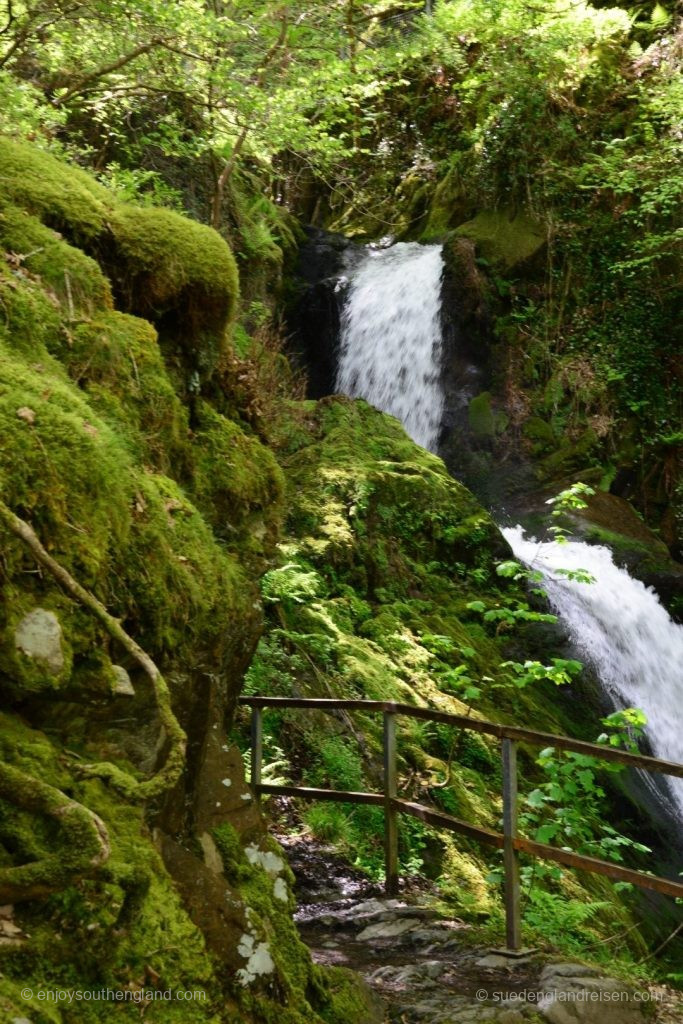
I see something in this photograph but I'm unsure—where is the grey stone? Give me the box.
[111,664,135,696]
[424,960,446,979]
[356,917,417,942]
[476,954,517,969]
[539,964,601,981]
[533,964,649,1024]
[15,608,64,673]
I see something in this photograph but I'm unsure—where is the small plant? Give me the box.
[522,888,611,953]
[545,482,596,544]
[261,563,324,606]
[466,599,557,630]
[520,709,651,863]
[500,657,583,689]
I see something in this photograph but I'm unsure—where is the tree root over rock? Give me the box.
[0,761,110,903]
[0,500,187,801]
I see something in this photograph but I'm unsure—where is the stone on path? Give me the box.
[532,962,652,1024]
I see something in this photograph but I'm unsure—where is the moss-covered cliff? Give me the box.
[0,138,378,1024]
[0,132,678,1021]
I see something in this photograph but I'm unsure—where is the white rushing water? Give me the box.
[336,242,445,451]
[335,239,683,821]
[503,526,683,818]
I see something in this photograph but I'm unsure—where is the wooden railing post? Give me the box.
[383,710,399,897]
[235,698,683,909]
[251,706,263,805]
[501,737,521,951]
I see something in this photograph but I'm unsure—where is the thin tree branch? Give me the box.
[51,35,167,107]
[211,9,290,228]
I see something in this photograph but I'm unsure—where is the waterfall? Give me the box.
[334,238,683,822]
[336,242,445,451]
[504,527,683,819]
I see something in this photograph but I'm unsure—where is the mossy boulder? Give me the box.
[537,426,600,481]
[0,138,238,378]
[454,209,546,272]
[420,164,472,241]
[468,391,509,438]
[523,415,556,447]
[242,397,563,890]
[191,400,284,560]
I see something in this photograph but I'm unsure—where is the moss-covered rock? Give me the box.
[420,164,471,241]
[240,396,584,895]
[454,209,546,272]
[191,400,284,560]
[0,138,238,379]
[0,140,373,1024]
[468,391,508,438]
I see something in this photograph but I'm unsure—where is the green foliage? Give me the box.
[522,888,612,953]
[261,564,325,607]
[546,482,597,544]
[520,711,651,863]
[501,658,583,689]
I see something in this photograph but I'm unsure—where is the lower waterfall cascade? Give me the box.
[504,526,683,820]
[334,239,683,825]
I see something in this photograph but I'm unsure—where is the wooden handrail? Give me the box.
[239,696,683,952]
[239,697,683,777]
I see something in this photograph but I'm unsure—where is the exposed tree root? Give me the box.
[0,761,110,904]
[0,500,187,801]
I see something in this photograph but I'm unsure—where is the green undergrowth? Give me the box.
[232,397,667,975]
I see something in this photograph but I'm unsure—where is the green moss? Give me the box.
[65,312,189,473]
[0,204,112,316]
[0,137,110,241]
[0,340,134,582]
[107,204,238,374]
[191,400,284,557]
[420,164,469,241]
[0,261,63,355]
[0,713,222,1023]
[469,392,496,437]
[523,415,556,446]
[454,209,546,270]
[537,427,600,481]
[0,137,238,378]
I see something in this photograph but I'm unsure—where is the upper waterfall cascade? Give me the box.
[336,242,445,452]
[335,239,683,824]
[504,527,683,819]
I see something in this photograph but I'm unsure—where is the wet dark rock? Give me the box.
[287,227,355,398]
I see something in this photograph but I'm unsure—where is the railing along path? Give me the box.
[239,696,683,952]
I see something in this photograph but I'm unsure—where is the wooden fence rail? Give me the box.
[238,696,683,952]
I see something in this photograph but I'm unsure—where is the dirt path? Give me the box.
[277,828,683,1024]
